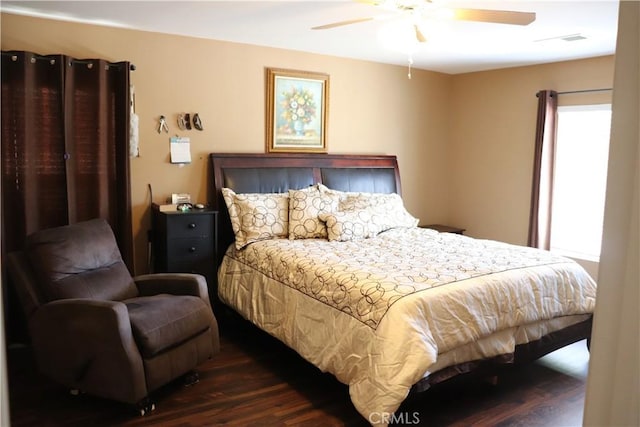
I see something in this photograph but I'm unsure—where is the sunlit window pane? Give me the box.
[550,104,611,261]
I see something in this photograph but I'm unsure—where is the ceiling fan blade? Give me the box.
[312,17,375,30]
[414,25,427,42]
[452,8,536,26]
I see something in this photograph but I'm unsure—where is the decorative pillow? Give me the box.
[319,209,382,242]
[288,184,339,239]
[340,193,419,231]
[329,190,419,231]
[222,188,289,249]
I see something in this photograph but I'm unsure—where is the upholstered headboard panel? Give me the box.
[209,153,401,264]
[321,168,398,193]
[220,167,315,194]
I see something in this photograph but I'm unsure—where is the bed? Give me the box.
[209,152,595,426]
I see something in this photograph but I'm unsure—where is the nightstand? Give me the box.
[151,203,218,299]
[420,224,466,235]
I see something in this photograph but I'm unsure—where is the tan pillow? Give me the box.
[222,188,289,249]
[288,184,339,239]
[319,209,382,242]
[339,192,419,230]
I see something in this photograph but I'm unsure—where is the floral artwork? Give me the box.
[266,68,329,153]
[279,85,317,136]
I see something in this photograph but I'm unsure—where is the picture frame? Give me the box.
[266,67,329,153]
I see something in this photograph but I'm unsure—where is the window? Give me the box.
[549,104,612,261]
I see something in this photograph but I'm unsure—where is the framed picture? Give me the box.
[266,67,329,153]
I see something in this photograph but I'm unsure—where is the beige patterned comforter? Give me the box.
[217,227,596,425]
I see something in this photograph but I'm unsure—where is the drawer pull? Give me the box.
[189,247,197,253]
[188,223,197,229]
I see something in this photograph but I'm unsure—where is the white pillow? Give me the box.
[288,184,339,240]
[222,188,289,249]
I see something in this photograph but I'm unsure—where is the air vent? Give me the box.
[535,33,587,43]
[561,34,587,41]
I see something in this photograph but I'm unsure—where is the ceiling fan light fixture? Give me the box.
[430,7,455,21]
[378,19,423,54]
[377,18,427,79]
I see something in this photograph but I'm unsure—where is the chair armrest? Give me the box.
[31,298,132,344]
[134,273,210,301]
[30,299,147,404]
[6,251,43,319]
[134,274,219,352]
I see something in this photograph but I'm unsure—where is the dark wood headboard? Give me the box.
[209,153,401,258]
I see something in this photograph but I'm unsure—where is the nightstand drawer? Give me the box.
[166,215,213,239]
[167,238,213,260]
[166,258,213,275]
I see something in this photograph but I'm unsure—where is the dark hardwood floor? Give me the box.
[7,315,590,427]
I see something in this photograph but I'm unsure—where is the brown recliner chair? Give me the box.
[7,218,220,414]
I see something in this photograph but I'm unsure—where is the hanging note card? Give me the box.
[170,136,191,164]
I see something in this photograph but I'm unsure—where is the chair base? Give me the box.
[71,388,155,417]
[183,370,200,387]
[137,397,156,416]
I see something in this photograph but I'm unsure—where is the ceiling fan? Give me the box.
[312,0,536,43]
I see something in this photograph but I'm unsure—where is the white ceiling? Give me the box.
[1,0,620,74]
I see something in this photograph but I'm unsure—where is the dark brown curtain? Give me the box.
[2,51,133,341]
[62,56,133,265]
[1,51,132,265]
[528,90,558,249]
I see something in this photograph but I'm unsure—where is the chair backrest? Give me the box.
[24,218,138,302]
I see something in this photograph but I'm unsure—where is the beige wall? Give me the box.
[0,13,615,275]
[1,13,452,274]
[449,56,614,246]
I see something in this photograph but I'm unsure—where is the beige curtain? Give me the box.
[527,89,558,249]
